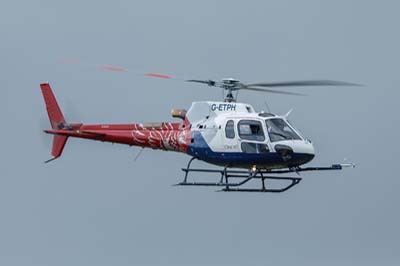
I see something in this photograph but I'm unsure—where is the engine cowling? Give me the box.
[171,108,187,120]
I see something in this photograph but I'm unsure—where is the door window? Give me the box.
[237,120,265,141]
[225,120,235,139]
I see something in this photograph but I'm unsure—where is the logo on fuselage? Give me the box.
[210,103,236,112]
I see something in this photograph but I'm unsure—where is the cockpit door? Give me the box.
[236,119,270,154]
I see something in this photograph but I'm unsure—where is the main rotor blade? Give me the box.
[244,86,307,96]
[59,58,180,80]
[246,80,362,87]
[186,79,217,86]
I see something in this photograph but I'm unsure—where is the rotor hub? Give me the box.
[221,78,241,88]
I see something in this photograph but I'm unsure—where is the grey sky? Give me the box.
[1,0,399,265]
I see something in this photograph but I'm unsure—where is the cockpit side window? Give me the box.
[225,120,235,139]
[237,120,265,141]
[265,118,302,142]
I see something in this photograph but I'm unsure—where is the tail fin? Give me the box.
[40,83,65,129]
[40,83,69,163]
[44,135,68,163]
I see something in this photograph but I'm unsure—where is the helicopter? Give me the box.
[41,71,357,193]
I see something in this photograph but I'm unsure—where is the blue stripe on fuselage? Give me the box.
[187,131,312,168]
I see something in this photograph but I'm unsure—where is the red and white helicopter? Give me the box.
[41,69,357,193]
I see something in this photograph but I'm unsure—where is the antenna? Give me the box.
[264,99,272,113]
[134,147,144,162]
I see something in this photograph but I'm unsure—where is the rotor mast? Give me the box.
[221,78,241,102]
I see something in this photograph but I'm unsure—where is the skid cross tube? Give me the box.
[176,157,353,193]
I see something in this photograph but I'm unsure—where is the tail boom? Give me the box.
[44,122,191,152]
[41,83,192,162]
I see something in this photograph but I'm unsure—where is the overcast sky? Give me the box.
[1,1,399,265]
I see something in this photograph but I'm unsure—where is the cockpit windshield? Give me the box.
[265,118,302,142]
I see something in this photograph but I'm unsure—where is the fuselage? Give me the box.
[184,101,315,169]
[46,101,315,170]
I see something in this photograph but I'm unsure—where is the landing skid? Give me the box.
[175,157,355,193]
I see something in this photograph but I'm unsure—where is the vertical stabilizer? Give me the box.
[40,83,69,163]
[40,83,65,129]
